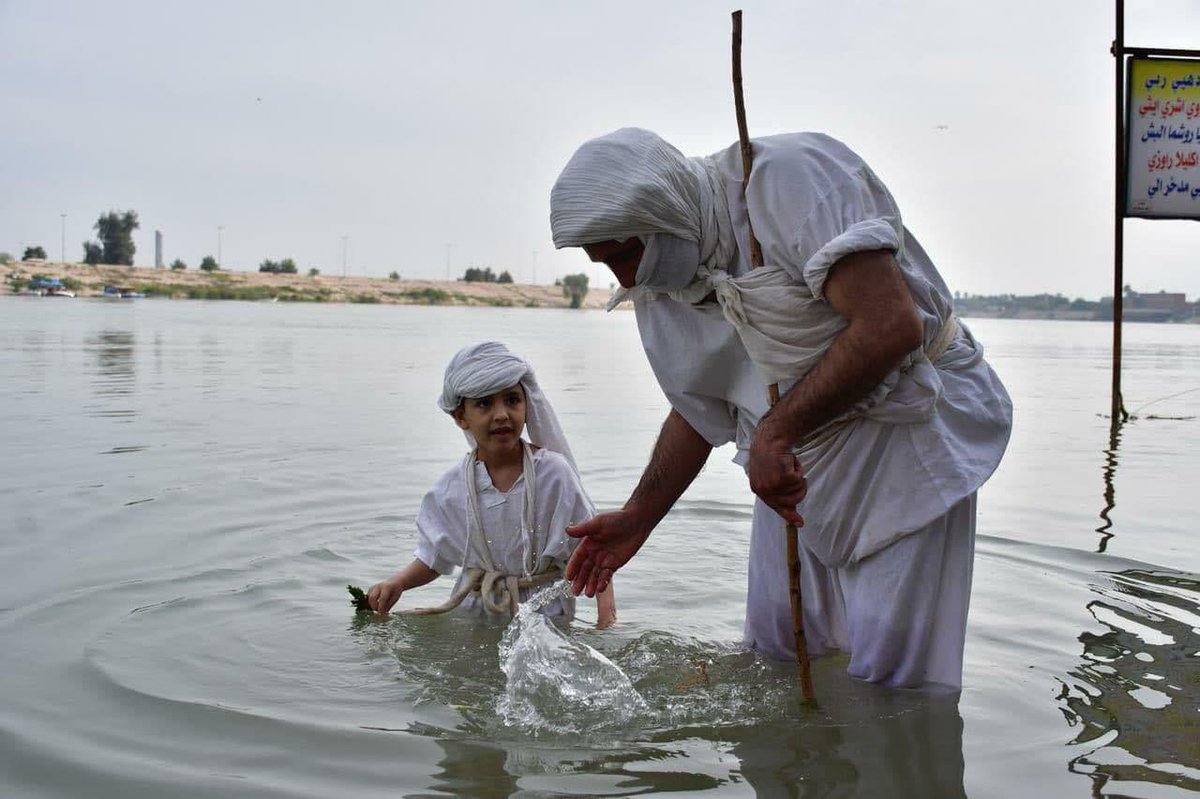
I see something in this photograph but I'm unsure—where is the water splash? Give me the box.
[496,582,647,735]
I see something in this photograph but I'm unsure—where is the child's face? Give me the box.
[453,383,527,456]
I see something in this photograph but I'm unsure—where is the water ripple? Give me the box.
[1058,569,1200,795]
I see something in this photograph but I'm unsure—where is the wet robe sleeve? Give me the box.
[532,450,597,572]
[712,132,1013,565]
[414,466,467,575]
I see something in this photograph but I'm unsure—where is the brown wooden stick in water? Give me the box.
[731,9,815,704]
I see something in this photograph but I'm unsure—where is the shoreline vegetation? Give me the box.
[4,261,614,309]
[5,259,1198,322]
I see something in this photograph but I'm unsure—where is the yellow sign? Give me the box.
[1126,58,1200,219]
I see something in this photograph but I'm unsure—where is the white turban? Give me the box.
[438,341,577,472]
[549,128,736,307]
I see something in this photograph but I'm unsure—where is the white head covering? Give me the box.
[549,128,736,308]
[438,341,577,472]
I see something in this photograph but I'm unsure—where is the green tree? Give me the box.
[23,246,47,260]
[94,210,139,265]
[199,255,219,272]
[170,258,187,270]
[259,258,297,274]
[462,266,497,283]
[388,270,400,281]
[308,267,320,277]
[497,270,513,284]
[561,273,589,308]
[0,252,12,265]
[83,242,103,264]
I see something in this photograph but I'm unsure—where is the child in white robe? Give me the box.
[367,341,616,627]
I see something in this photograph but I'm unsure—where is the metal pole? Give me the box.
[60,214,66,264]
[1111,0,1127,424]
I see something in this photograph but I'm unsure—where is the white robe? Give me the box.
[634,133,1013,687]
[414,447,593,622]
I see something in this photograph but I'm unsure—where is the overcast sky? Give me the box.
[3,0,1199,298]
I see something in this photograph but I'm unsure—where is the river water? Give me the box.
[0,297,1196,798]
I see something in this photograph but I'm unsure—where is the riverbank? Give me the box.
[4,261,614,309]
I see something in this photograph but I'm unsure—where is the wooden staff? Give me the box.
[732,9,815,704]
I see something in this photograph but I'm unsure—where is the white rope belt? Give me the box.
[403,440,550,618]
[399,565,562,616]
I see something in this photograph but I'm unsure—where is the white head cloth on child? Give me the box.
[437,341,577,472]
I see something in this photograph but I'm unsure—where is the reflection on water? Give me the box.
[1059,569,1200,796]
[199,333,225,397]
[362,605,968,799]
[720,694,965,799]
[89,330,135,395]
[86,330,141,464]
[87,330,137,431]
[415,735,519,799]
[399,661,966,798]
[1096,420,1123,553]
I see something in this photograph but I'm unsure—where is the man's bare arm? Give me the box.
[566,409,712,596]
[749,249,922,519]
[626,408,714,528]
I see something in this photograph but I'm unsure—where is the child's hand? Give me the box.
[595,581,617,629]
[368,577,404,613]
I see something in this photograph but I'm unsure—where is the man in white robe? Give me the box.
[550,129,1012,689]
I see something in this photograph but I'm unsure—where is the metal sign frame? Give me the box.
[1109,1,1200,425]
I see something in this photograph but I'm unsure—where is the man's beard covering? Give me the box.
[637,233,710,302]
[548,127,737,309]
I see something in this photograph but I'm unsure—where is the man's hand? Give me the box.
[565,510,652,597]
[748,417,807,527]
[566,409,710,597]
[745,249,921,526]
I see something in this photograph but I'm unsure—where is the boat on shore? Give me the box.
[27,277,75,298]
[102,286,144,299]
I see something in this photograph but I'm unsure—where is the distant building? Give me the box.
[961,289,1194,322]
[1128,290,1188,314]
[155,230,163,268]
[1122,290,1188,322]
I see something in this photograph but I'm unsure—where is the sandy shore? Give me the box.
[5,261,615,309]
